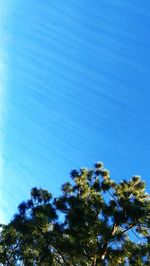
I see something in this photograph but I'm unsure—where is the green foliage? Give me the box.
[0,163,149,265]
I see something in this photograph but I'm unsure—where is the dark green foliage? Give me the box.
[0,163,149,265]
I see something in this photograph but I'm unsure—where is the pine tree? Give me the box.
[0,163,149,265]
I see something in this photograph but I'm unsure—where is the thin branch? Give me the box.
[118,224,135,235]
[131,229,141,240]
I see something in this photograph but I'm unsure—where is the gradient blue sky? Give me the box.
[1,0,150,222]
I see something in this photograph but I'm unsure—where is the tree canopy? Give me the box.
[0,162,149,265]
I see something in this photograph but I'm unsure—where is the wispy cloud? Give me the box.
[0,2,10,224]
[0,62,6,224]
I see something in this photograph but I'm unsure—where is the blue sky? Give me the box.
[1,0,150,222]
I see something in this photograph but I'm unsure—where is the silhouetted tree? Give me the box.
[0,163,149,265]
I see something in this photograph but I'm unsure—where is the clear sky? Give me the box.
[1,0,150,222]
